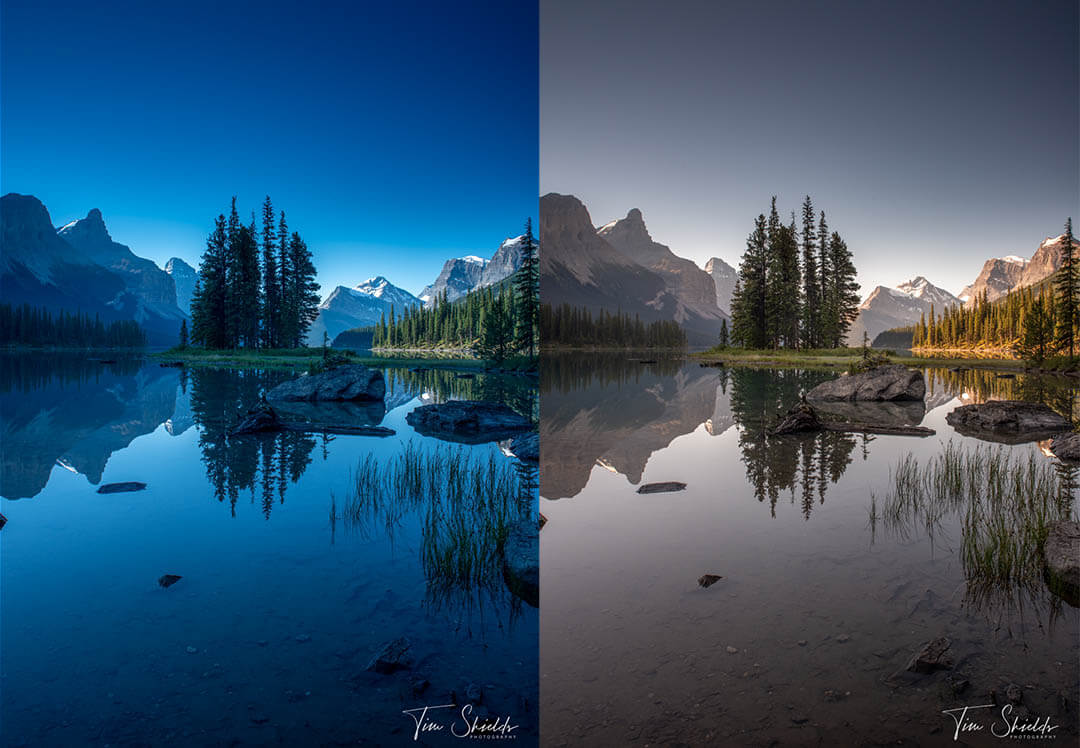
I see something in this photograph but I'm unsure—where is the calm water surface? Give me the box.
[1,353,538,747]
[540,355,1079,747]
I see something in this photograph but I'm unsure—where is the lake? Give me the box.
[539,355,1079,747]
[1,353,539,746]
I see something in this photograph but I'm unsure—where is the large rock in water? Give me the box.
[945,400,1070,444]
[806,364,925,402]
[1050,432,1080,462]
[405,401,532,443]
[266,365,385,402]
[1043,520,1079,606]
[501,519,538,607]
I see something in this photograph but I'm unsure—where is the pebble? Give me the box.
[726,646,738,654]
[797,640,807,646]
[295,634,311,643]
[186,646,198,654]
[837,634,851,643]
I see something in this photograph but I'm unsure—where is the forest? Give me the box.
[539,303,688,349]
[729,195,859,350]
[909,218,1076,364]
[188,196,320,350]
[369,220,539,362]
[0,303,147,348]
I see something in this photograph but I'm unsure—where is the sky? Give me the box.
[540,0,1079,299]
[1,0,538,298]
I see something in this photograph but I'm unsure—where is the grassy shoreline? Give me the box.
[692,347,1032,372]
[150,347,537,373]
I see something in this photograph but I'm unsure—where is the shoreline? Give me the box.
[691,348,1032,372]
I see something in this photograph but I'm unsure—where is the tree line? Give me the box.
[189,196,320,350]
[371,219,539,362]
[539,303,688,349]
[0,303,146,348]
[912,218,1075,364]
[729,196,859,349]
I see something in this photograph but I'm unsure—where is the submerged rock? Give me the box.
[231,400,281,434]
[405,401,532,444]
[509,432,539,462]
[266,365,385,402]
[1050,432,1080,462]
[807,364,925,402]
[158,574,182,588]
[366,637,412,674]
[772,401,821,435]
[698,574,723,588]
[1043,520,1079,605]
[501,519,538,607]
[945,400,1071,443]
[637,481,687,494]
[906,637,953,674]
[0,512,6,531]
[97,481,147,494]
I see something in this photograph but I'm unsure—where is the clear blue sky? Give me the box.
[541,0,1079,298]
[2,0,538,298]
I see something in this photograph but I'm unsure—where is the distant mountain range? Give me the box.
[539,193,730,347]
[1,193,188,346]
[853,233,1079,345]
[165,257,197,316]
[311,233,531,346]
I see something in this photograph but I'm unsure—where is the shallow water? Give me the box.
[539,355,1079,747]
[1,353,539,746]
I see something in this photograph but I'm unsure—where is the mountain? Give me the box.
[0,194,186,345]
[1020,234,1077,288]
[958,256,1028,305]
[539,193,726,346]
[418,256,488,305]
[597,209,728,334]
[307,276,421,345]
[704,256,737,315]
[849,276,961,345]
[165,258,197,315]
[417,234,529,306]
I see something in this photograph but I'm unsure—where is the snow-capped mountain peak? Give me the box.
[460,255,488,265]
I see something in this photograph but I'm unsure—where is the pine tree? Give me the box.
[730,214,769,348]
[190,215,228,349]
[277,211,292,347]
[178,318,188,348]
[287,232,320,346]
[513,217,539,357]
[260,196,279,348]
[224,197,243,348]
[817,211,831,345]
[800,195,819,348]
[827,232,861,346]
[1055,216,1077,358]
[718,318,729,347]
[764,199,801,348]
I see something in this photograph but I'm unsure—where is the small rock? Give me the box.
[410,678,430,697]
[509,432,539,462]
[837,633,851,643]
[158,574,182,588]
[231,399,282,435]
[726,646,738,654]
[807,364,925,402]
[906,637,953,674]
[295,634,311,643]
[946,400,1070,443]
[0,512,6,530]
[698,574,723,588]
[791,715,810,725]
[945,675,971,695]
[186,646,198,654]
[772,401,822,435]
[1050,432,1080,462]
[501,519,539,607]
[797,640,807,647]
[406,401,532,443]
[1043,520,1079,604]
[465,683,483,704]
[366,637,412,674]
[256,640,268,647]
[637,481,687,494]
[267,365,385,402]
[538,513,547,530]
[97,481,147,494]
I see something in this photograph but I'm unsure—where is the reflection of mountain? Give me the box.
[1,356,177,499]
[166,377,194,436]
[540,357,726,499]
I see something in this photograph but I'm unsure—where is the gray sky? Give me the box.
[540,0,1079,298]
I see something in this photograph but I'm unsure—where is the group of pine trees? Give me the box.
[189,196,319,350]
[0,303,146,348]
[912,217,1075,364]
[371,219,539,362]
[729,196,859,349]
[539,303,688,349]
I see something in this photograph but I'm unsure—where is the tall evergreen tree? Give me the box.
[277,211,293,347]
[260,196,279,348]
[730,214,769,348]
[286,233,320,346]
[800,195,819,348]
[826,232,860,346]
[190,215,229,349]
[817,211,831,345]
[1055,216,1077,357]
[513,217,540,357]
[764,199,801,348]
[178,318,188,348]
